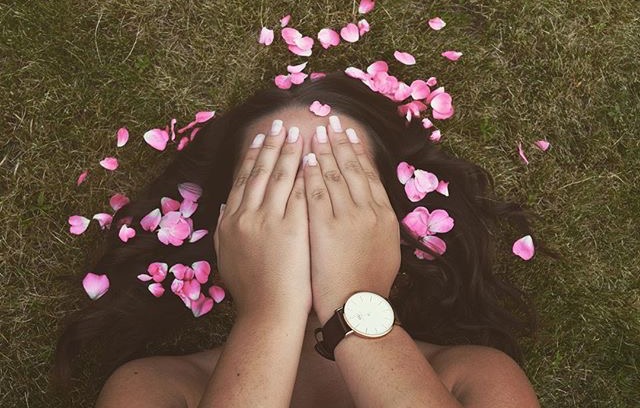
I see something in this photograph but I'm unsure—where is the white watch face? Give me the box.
[343,291,395,337]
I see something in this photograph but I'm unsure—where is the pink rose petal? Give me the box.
[310,72,326,80]
[109,193,130,212]
[157,211,191,246]
[394,51,416,65]
[258,27,274,45]
[143,128,169,151]
[160,197,181,215]
[430,129,442,142]
[410,80,431,100]
[92,213,113,230]
[518,142,529,165]
[170,118,177,141]
[148,282,165,298]
[179,198,198,218]
[170,263,189,280]
[137,273,153,282]
[309,101,331,116]
[396,162,415,185]
[416,235,447,260]
[116,127,129,147]
[82,272,109,300]
[209,285,226,303]
[118,224,136,242]
[148,262,168,282]
[534,140,550,151]
[404,178,427,202]
[99,157,119,171]
[428,17,446,30]
[436,180,449,196]
[340,23,360,43]
[177,136,189,151]
[358,0,375,14]
[442,50,463,61]
[69,215,90,235]
[192,261,211,284]
[274,74,293,89]
[367,60,388,75]
[280,14,291,27]
[189,229,209,243]
[281,27,302,44]
[178,182,202,202]
[287,62,308,73]
[512,235,535,260]
[76,170,88,186]
[413,170,439,193]
[422,118,433,129]
[289,72,308,85]
[190,294,214,317]
[140,208,161,232]
[345,66,367,79]
[318,28,341,49]
[358,19,370,36]
[426,209,454,234]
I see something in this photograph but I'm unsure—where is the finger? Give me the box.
[213,203,225,259]
[224,132,266,215]
[238,119,287,212]
[262,126,303,218]
[285,162,308,222]
[344,127,393,210]
[310,124,354,216]
[303,152,334,221]
[327,115,374,207]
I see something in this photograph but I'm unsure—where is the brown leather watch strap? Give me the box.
[313,307,350,361]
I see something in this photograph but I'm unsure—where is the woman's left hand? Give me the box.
[302,115,401,325]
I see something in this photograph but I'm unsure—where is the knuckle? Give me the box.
[310,188,326,201]
[249,165,269,178]
[292,187,305,200]
[260,142,279,151]
[344,159,362,173]
[234,174,250,188]
[270,170,288,182]
[322,169,342,183]
[364,169,380,182]
[335,137,352,146]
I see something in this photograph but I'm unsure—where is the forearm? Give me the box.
[333,322,463,407]
[197,308,308,408]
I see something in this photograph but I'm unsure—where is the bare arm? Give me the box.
[196,308,308,408]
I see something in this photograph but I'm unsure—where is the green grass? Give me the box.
[1,0,638,406]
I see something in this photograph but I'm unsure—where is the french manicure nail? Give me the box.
[287,126,300,143]
[270,119,283,135]
[346,128,359,143]
[329,115,342,132]
[250,133,265,148]
[316,125,328,143]
[307,153,318,166]
[220,203,226,213]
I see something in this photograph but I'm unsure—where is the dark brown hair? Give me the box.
[50,70,554,392]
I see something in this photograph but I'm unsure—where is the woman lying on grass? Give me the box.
[52,71,544,407]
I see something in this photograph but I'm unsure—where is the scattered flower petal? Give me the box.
[309,101,331,116]
[99,157,119,171]
[534,140,550,151]
[179,198,198,218]
[340,23,360,43]
[119,224,136,242]
[116,127,129,147]
[76,170,88,186]
[358,0,375,14]
[140,208,161,232]
[192,261,211,284]
[280,14,291,27]
[143,128,170,151]
[190,293,214,317]
[442,50,463,61]
[318,28,341,49]
[430,129,441,142]
[189,229,209,243]
[413,170,439,193]
[428,17,446,30]
[178,182,202,202]
[394,51,416,65]
[209,285,226,303]
[436,180,449,196]
[396,162,415,184]
[274,74,293,89]
[512,235,535,260]
[416,235,447,260]
[92,213,113,230]
[110,193,130,212]
[358,19,370,36]
[82,272,109,300]
[160,197,181,215]
[518,142,529,164]
[258,27,274,45]
[157,211,191,246]
[422,118,433,129]
[69,215,90,235]
[148,282,165,298]
[148,262,168,282]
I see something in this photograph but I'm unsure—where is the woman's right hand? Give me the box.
[213,120,312,318]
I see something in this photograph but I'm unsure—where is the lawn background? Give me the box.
[1,0,638,407]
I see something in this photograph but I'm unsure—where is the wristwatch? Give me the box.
[313,291,402,361]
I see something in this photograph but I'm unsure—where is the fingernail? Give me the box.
[287,126,299,143]
[345,128,359,143]
[302,153,309,168]
[316,125,328,143]
[307,153,318,166]
[270,119,283,135]
[220,203,226,214]
[329,115,342,132]
[250,133,265,148]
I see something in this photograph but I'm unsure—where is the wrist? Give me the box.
[315,288,392,326]
[237,302,308,324]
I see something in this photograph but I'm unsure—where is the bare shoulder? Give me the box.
[423,343,540,407]
[96,355,194,408]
